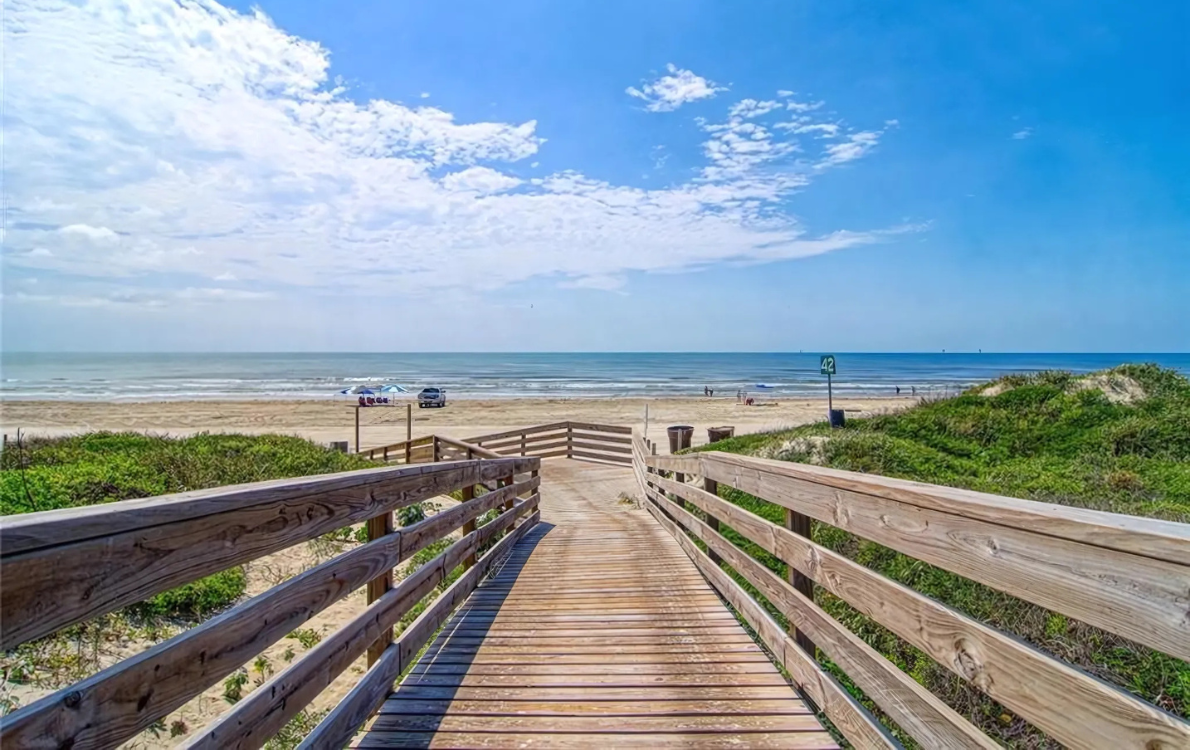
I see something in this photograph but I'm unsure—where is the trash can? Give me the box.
[707,426,735,443]
[828,409,846,428]
[667,425,694,453]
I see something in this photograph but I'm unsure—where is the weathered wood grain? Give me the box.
[567,448,631,464]
[352,731,839,749]
[566,431,633,445]
[654,473,1190,749]
[643,492,900,750]
[1,458,537,650]
[473,431,569,452]
[356,459,835,750]
[0,479,539,750]
[299,509,539,750]
[648,488,997,750]
[699,453,1190,662]
[466,422,571,445]
[701,452,1190,566]
[645,454,702,474]
[190,502,537,750]
[567,439,633,455]
[564,421,632,435]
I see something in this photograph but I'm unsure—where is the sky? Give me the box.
[2,0,1188,352]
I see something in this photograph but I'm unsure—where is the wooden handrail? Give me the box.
[432,435,503,460]
[362,434,434,461]
[643,488,898,749]
[635,445,1190,749]
[362,422,636,465]
[465,421,571,445]
[189,496,539,749]
[300,507,540,749]
[0,455,541,750]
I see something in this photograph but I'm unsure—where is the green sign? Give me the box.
[820,355,837,376]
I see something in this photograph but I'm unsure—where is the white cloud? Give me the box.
[786,100,824,113]
[440,166,522,195]
[3,0,906,312]
[420,92,430,98]
[774,121,841,138]
[818,131,882,167]
[60,224,118,241]
[729,99,784,119]
[1012,128,1033,139]
[626,64,726,112]
[558,274,627,291]
[776,90,795,98]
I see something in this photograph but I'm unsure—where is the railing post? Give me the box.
[785,508,817,656]
[383,445,389,462]
[704,475,722,565]
[365,510,394,666]
[502,475,515,512]
[433,436,440,463]
[566,423,573,458]
[461,483,477,569]
[521,431,526,456]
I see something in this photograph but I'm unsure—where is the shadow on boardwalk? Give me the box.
[373,522,556,743]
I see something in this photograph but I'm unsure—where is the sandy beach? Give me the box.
[0,395,909,450]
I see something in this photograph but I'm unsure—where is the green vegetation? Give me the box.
[1,431,376,515]
[693,364,1190,746]
[263,708,330,750]
[1,431,376,619]
[286,627,323,650]
[1,431,379,729]
[222,669,249,704]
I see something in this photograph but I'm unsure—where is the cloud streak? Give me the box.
[3,0,905,310]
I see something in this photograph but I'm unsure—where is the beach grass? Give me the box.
[0,432,378,662]
[692,363,1190,747]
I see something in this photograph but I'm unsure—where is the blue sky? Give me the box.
[2,0,1187,352]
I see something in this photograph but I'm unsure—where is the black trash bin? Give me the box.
[828,409,846,428]
[667,425,694,453]
[707,426,735,443]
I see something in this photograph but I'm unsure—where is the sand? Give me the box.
[0,395,908,450]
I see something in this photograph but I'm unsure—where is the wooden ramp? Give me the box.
[354,460,838,749]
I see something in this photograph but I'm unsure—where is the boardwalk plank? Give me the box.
[356,460,837,750]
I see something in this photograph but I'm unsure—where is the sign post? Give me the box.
[820,355,837,423]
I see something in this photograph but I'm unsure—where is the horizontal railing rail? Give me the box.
[361,421,633,466]
[633,436,1190,750]
[0,452,541,750]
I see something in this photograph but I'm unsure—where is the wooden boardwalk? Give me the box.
[354,460,838,749]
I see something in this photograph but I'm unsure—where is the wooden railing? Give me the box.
[632,434,1190,750]
[0,453,541,750]
[364,421,633,466]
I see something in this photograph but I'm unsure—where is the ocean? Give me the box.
[1,352,1187,402]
